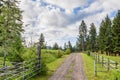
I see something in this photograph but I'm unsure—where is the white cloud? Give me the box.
[44,0,87,13]
[18,0,120,47]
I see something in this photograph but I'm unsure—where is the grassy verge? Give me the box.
[82,53,116,80]
[30,55,69,80]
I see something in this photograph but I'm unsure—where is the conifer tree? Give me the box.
[89,23,97,52]
[0,0,24,62]
[68,41,73,52]
[39,33,45,48]
[98,20,106,54]
[104,15,112,55]
[53,42,59,50]
[77,20,87,51]
[112,10,120,55]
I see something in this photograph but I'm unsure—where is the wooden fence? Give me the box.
[0,58,41,80]
[0,45,41,80]
[89,52,119,77]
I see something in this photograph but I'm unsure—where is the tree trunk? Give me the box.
[115,53,117,56]
[101,50,103,54]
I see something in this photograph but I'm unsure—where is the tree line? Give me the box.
[38,33,74,53]
[76,10,120,56]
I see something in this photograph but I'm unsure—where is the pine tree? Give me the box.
[112,10,120,55]
[86,35,90,51]
[89,23,97,52]
[98,20,106,54]
[104,15,112,55]
[68,41,73,52]
[77,34,82,51]
[64,43,67,51]
[77,20,87,51]
[0,0,24,62]
[53,42,59,50]
[39,33,45,48]
[98,15,113,55]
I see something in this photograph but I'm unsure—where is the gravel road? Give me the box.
[48,53,87,80]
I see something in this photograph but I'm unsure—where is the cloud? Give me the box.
[19,0,120,47]
[44,0,87,13]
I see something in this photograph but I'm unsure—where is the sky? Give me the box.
[19,0,120,47]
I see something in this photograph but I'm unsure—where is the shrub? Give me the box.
[57,49,64,58]
[39,61,48,75]
[41,53,56,63]
[65,48,71,54]
[7,48,23,62]
[87,50,90,56]
[21,47,37,60]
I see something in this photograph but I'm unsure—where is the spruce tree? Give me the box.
[98,20,106,54]
[53,42,59,50]
[68,41,73,52]
[112,10,120,55]
[86,35,90,51]
[64,43,67,51]
[39,33,45,48]
[0,0,24,62]
[78,20,87,51]
[89,23,97,52]
[104,15,112,55]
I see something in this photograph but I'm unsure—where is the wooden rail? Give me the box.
[88,52,119,77]
[0,58,41,80]
[0,44,41,80]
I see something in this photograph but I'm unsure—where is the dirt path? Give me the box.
[48,53,87,80]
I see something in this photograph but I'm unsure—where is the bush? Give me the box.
[65,48,71,54]
[7,48,23,62]
[87,50,90,56]
[57,49,64,58]
[39,61,48,75]
[41,53,56,63]
[21,47,37,60]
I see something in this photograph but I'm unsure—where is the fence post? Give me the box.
[95,54,97,62]
[94,60,97,76]
[102,56,104,67]
[115,61,118,69]
[98,55,100,63]
[37,44,41,70]
[107,58,110,71]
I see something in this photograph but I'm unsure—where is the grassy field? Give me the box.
[30,55,69,80]
[82,53,118,80]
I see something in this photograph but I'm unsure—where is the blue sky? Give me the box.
[19,0,120,47]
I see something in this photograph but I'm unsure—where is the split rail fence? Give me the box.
[89,52,120,78]
[0,45,41,80]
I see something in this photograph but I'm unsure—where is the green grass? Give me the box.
[82,53,117,80]
[30,55,69,80]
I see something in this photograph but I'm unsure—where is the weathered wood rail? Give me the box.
[88,52,120,79]
[0,58,41,80]
[0,44,41,80]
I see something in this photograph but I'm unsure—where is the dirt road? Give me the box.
[48,53,87,80]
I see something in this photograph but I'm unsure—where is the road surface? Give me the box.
[48,53,87,80]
